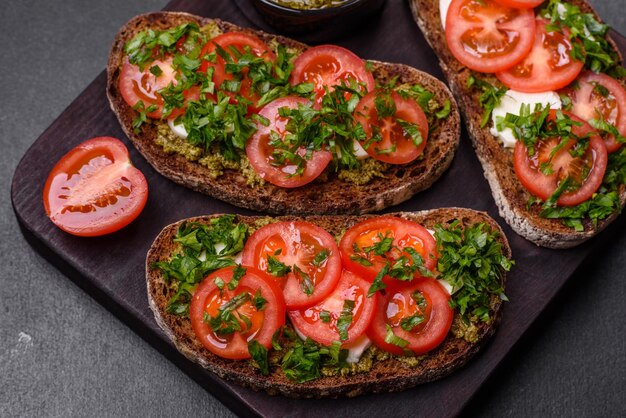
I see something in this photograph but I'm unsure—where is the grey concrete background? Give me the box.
[1,0,624,417]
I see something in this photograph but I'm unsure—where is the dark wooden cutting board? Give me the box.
[11,0,626,417]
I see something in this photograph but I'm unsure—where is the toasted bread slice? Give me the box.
[146,208,511,398]
[107,12,460,215]
[410,0,626,248]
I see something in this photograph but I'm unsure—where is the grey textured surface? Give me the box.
[1,0,625,417]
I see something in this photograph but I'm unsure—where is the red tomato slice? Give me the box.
[513,111,608,206]
[496,19,584,93]
[339,216,438,287]
[367,277,453,356]
[289,45,375,108]
[493,0,544,8]
[561,71,626,153]
[246,96,332,187]
[199,32,275,112]
[241,220,342,309]
[354,91,429,164]
[43,137,148,237]
[445,0,536,73]
[189,266,286,360]
[119,56,198,119]
[288,270,378,346]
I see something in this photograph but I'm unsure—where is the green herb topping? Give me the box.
[151,215,248,316]
[434,221,512,323]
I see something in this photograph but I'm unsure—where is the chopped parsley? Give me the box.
[281,337,348,383]
[336,300,355,341]
[248,340,270,375]
[266,254,292,277]
[151,215,248,316]
[434,221,512,323]
[466,74,507,128]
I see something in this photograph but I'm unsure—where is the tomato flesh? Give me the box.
[246,96,332,187]
[339,216,438,287]
[493,0,544,8]
[367,277,453,356]
[445,0,536,73]
[496,19,584,93]
[354,91,429,164]
[290,45,375,108]
[199,32,275,112]
[513,111,608,206]
[43,137,148,237]
[119,56,196,119]
[561,71,626,153]
[190,266,286,360]
[288,270,377,346]
[241,220,342,309]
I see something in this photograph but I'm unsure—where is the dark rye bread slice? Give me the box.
[410,0,626,249]
[146,208,511,398]
[106,12,460,215]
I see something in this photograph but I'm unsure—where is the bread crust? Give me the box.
[410,0,626,248]
[106,12,461,215]
[146,208,511,398]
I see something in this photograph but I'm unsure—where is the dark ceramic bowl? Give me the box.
[236,0,388,42]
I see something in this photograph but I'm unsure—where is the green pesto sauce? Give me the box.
[337,158,389,185]
[451,315,480,344]
[199,21,223,39]
[271,0,349,10]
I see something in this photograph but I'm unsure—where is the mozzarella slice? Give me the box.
[352,140,370,160]
[490,90,562,148]
[168,118,188,139]
[440,0,452,29]
[290,321,372,364]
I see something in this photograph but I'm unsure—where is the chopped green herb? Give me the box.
[267,255,292,277]
[248,340,270,375]
[384,324,408,348]
[336,300,355,341]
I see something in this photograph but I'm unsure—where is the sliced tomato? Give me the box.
[561,71,626,153]
[289,45,375,108]
[189,266,286,360]
[288,270,377,346]
[246,96,332,187]
[493,0,544,8]
[367,277,453,356]
[354,91,429,164]
[445,0,536,73]
[496,19,584,93]
[199,32,275,112]
[513,111,608,206]
[241,220,342,309]
[119,56,198,119]
[43,137,148,237]
[339,216,438,287]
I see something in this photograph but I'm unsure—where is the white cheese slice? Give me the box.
[291,319,372,364]
[490,90,562,148]
[440,0,452,29]
[352,140,370,160]
[168,118,188,139]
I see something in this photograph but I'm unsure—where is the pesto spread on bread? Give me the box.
[150,214,512,383]
[120,21,452,188]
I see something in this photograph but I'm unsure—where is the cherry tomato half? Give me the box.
[561,71,626,153]
[445,0,536,73]
[339,216,438,286]
[190,266,286,360]
[289,270,378,346]
[199,32,275,112]
[513,111,608,206]
[354,91,429,164]
[367,277,453,356]
[496,19,584,93]
[119,56,199,119]
[43,137,148,237]
[241,220,342,309]
[493,0,544,8]
[246,96,332,187]
[290,45,375,108]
